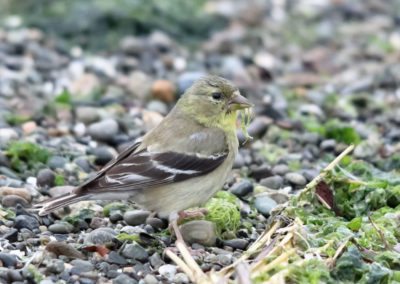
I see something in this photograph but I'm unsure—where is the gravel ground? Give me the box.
[0,0,399,283]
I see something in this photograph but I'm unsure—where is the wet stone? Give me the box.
[285,172,307,186]
[14,215,39,231]
[121,242,149,261]
[254,193,278,217]
[229,180,253,197]
[123,210,151,226]
[260,175,284,189]
[37,169,56,187]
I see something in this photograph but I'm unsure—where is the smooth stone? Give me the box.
[146,100,168,115]
[177,72,206,94]
[48,156,68,170]
[0,128,18,145]
[2,195,29,207]
[149,253,164,269]
[76,106,100,124]
[267,192,289,204]
[85,227,116,244]
[46,259,65,274]
[143,274,158,284]
[320,139,336,151]
[74,158,92,173]
[46,241,84,259]
[37,169,56,187]
[92,146,114,166]
[3,228,18,242]
[48,222,74,234]
[0,253,18,267]
[229,180,253,197]
[123,210,151,226]
[146,217,166,230]
[254,193,278,217]
[7,269,23,281]
[173,273,190,284]
[14,215,39,231]
[107,251,127,265]
[159,264,177,282]
[223,239,249,250]
[285,172,307,186]
[272,164,289,175]
[180,220,217,247]
[109,212,123,223]
[0,186,31,201]
[151,80,176,103]
[121,242,149,261]
[49,185,74,197]
[87,119,119,142]
[70,259,94,275]
[260,175,284,189]
[113,274,138,284]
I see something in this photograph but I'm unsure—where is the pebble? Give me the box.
[320,139,336,151]
[45,241,84,259]
[37,169,56,187]
[14,215,39,231]
[146,100,168,115]
[285,172,307,186]
[48,156,68,170]
[260,175,284,189]
[149,253,164,269]
[229,180,253,197]
[151,80,176,103]
[173,273,190,284]
[46,259,65,274]
[0,252,18,267]
[92,146,114,166]
[158,264,177,282]
[0,186,31,201]
[0,128,18,145]
[85,227,116,244]
[123,210,151,226]
[76,106,100,124]
[107,251,127,265]
[70,259,94,275]
[121,242,149,261]
[223,239,249,250]
[143,274,158,284]
[145,217,166,230]
[180,220,217,246]
[87,119,119,142]
[254,193,278,217]
[48,222,74,234]
[113,274,138,284]
[272,164,290,176]
[75,158,93,173]
[2,194,29,207]
[177,72,206,93]
[49,185,74,197]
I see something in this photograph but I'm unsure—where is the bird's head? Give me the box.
[177,76,252,129]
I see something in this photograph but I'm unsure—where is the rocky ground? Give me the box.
[0,0,399,283]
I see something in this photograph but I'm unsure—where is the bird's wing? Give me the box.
[77,143,227,194]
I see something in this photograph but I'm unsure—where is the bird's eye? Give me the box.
[211,92,223,100]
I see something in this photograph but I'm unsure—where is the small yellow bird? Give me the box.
[35,75,252,237]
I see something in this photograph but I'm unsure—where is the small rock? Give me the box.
[180,220,217,246]
[223,239,249,250]
[76,106,100,124]
[75,158,92,173]
[46,241,84,259]
[260,175,284,190]
[49,185,74,197]
[143,274,158,284]
[173,273,190,284]
[0,128,18,146]
[37,169,56,187]
[87,119,119,143]
[146,217,166,230]
[0,186,31,201]
[159,264,177,282]
[2,228,18,242]
[107,251,127,265]
[92,146,114,166]
[126,71,153,100]
[14,215,39,231]
[85,227,116,244]
[48,222,74,234]
[229,180,253,197]
[151,80,176,103]
[285,172,307,186]
[267,192,289,204]
[0,252,18,267]
[123,210,150,226]
[254,193,278,217]
[113,274,138,284]
[46,259,65,274]
[48,156,67,170]
[177,72,206,94]
[2,195,29,207]
[146,100,168,115]
[149,253,164,269]
[121,242,148,261]
[142,110,164,132]
[320,139,336,151]
[272,164,289,175]
[70,259,94,275]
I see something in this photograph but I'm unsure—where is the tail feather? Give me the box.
[35,193,89,216]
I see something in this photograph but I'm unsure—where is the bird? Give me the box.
[35,75,252,241]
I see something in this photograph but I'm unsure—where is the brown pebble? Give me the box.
[0,187,31,201]
[151,80,176,103]
[2,195,29,207]
[46,241,85,259]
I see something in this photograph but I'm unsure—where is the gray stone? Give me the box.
[0,128,18,146]
[143,274,158,284]
[271,164,289,175]
[173,273,190,284]
[260,175,284,189]
[49,185,74,197]
[285,172,307,186]
[2,195,29,207]
[254,193,278,217]
[70,259,94,275]
[113,274,138,284]
[121,242,149,261]
[48,156,67,170]
[48,222,74,234]
[93,146,114,166]
[14,215,39,231]
[37,169,56,187]
[46,259,65,274]
[159,264,177,282]
[107,251,127,265]
[123,210,151,226]
[0,252,18,267]
[76,106,100,124]
[180,220,217,247]
[75,158,92,173]
[87,119,119,142]
[229,180,253,197]
[146,100,168,115]
[223,239,249,250]
[149,253,164,269]
[320,139,336,151]
[85,228,116,244]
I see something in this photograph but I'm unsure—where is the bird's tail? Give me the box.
[33,192,89,216]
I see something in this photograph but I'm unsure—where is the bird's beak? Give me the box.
[228,92,253,111]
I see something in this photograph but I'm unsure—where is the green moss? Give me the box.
[54,174,65,186]
[4,113,31,126]
[116,233,140,242]
[6,141,51,172]
[205,191,241,237]
[286,259,333,284]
